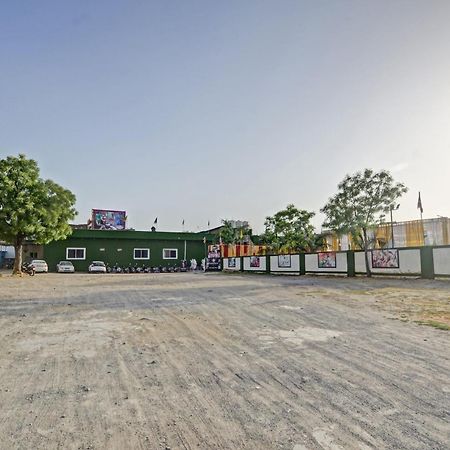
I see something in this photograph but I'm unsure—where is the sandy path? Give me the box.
[0,273,449,449]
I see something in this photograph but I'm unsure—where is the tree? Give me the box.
[219,220,236,244]
[219,219,251,244]
[262,204,315,253]
[320,169,407,276]
[0,154,77,274]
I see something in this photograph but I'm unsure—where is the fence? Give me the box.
[222,245,450,279]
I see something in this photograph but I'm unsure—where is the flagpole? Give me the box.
[417,192,424,244]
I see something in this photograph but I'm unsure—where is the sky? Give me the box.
[1,0,450,233]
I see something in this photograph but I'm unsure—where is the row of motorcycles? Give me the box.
[106,263,186,274]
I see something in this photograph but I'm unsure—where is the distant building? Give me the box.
[322,217,450,251]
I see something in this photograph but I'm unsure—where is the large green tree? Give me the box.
[262,204,315,252]
[0,154,77,274]
[320,169,407,276]
[219,219,250,244]
[219,220,236,244]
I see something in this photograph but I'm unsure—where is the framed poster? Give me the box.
[206,245,221,271]
[372,249,399,268]
[278,254,291,268]
[228,257,236,268]
[318,252,337,268]
[250,256,260,268]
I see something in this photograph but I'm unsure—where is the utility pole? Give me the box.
[390,204,400,248]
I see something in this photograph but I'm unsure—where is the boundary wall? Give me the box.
[222,245,450,279]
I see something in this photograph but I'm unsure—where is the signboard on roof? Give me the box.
[91,209,126,230]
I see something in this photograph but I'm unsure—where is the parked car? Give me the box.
[56,261,75,273]
[88,261,107,273]
[30,259,48,273]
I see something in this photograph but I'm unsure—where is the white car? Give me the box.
[30,259,48,273]
[88,261,107,273]
[56,261,75,273]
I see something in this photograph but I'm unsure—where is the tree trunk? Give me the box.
[363,228,372,277]
[13,238,23,275]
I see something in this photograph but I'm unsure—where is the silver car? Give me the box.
[30,259,48,273]
[56,261,75,273]
[88,261,107,273]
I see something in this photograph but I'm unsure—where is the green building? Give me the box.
[43,229,215,272]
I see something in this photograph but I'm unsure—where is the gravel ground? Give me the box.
[0,272,449,450]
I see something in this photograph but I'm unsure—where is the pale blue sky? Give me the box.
[1,0,450,233]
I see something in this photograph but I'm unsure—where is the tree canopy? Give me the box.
[320,168,407,275]
[0,154,77,273]
[219,219,250,244]
[262,204,315,252]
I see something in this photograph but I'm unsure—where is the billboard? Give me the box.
[92,209,126,230]
[206,244,221,271]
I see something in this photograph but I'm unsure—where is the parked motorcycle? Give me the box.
[21,262,35,276]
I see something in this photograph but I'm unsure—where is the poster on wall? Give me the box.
[92,209,126,230]
[228,257,236,268]
[207,245,221,271]
[278,254,291,268]
[250,256,260,268]
[318,252,337,268]
[372,249,399,268]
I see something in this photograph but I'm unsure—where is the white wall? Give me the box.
[433,247,450,275]
[243,256,266,271]
[223,257,241,271]
[270,254,300,273]
[355,249,421,274]
[305,252,348,272]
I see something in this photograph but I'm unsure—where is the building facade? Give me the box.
[43,229,214,272]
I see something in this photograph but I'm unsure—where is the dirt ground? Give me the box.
[0,272,449,450]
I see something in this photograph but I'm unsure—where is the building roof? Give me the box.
[68,228,215,241]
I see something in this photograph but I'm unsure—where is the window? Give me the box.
[163,248,178,259]
[66,248,86,260]
[134,248,150,260]
[30,252,38,259]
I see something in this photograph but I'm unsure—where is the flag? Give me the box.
[182,219,185,226]
[417,192,423,214]
[154,217,158,224]
[207,220,210,227]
